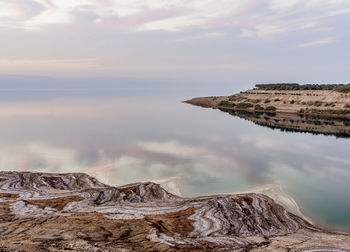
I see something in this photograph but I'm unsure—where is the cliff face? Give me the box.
[0,171,349,251]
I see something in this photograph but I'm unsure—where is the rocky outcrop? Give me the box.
[0,171,349,251]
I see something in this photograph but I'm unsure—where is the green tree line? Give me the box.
[255,83,350,92]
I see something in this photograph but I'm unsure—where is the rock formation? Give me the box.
[0,171,349,251]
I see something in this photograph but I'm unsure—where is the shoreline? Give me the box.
[184,98,350,119]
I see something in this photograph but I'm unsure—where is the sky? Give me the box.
[0,0,350,85]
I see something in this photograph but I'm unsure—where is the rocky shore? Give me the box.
[0,171,349,251]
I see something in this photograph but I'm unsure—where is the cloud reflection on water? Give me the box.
[0,91,349,230]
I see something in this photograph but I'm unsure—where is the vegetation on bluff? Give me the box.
[255,83,350,92]
[236,102,254,109]
[219,101,236,107]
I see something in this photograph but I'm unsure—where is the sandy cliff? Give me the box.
[185,89,350,137]
[186,89,350,117]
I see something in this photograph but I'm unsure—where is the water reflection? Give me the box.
[0,88,349,231]
[219,109,350,138]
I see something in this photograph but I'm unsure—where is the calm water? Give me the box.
[0,86,349,231]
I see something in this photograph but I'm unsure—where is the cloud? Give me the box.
[0,57,103,76]
[298,37,335,47]
[240,17,320,38]
[0,0,44,21]
[0,0,72,30]
[329,8,350,16]
[240,135,285,151]
[0,0,349,78]
[138,141,205,158]
[0,141,79,172]
[0,97,149,118]
[0,0,348,48]
[239,1,350,39]
[268,0,303,11]
[172,32,225,42]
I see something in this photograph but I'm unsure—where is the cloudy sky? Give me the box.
[0,0,349,84]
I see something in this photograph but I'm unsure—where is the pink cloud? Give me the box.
[119,7,189,27]
[0,0,44,21]
[95,6,190,29]
[205,0,261,28]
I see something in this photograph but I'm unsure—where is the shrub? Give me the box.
[255,104,264,110]
[236,102,254,109]
[219,101,236,107]
[265,106,277,111]
[274,98,280,102]
[325,102,335,107]
[264,99,271,103]
[344,104,350,108]
[290,100,295,104]
[266,112,276,116]
[314,101,323,107]
[336,86,350,93]
[250,99,261,103]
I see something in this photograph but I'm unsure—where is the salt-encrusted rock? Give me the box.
[0,171,349,251]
